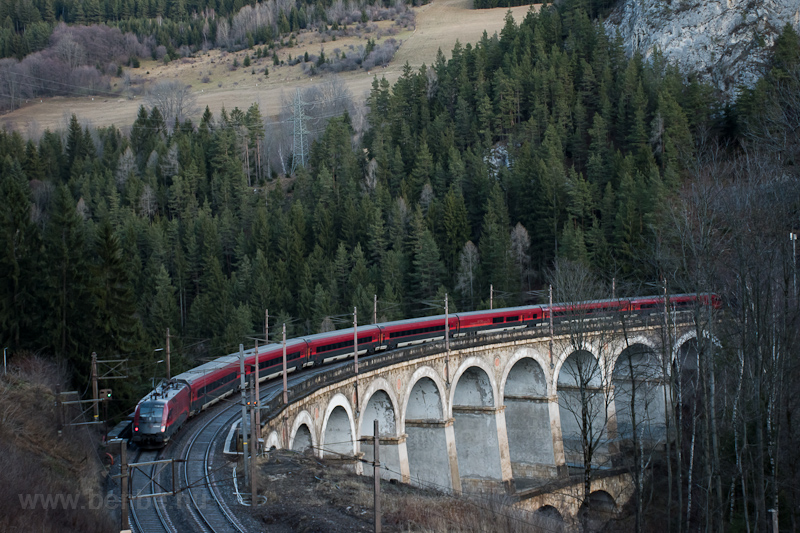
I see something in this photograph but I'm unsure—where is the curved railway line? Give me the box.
[179,406,246,533]
[127,362,348,533]
[122,303,708,532]
[129,449,173,533]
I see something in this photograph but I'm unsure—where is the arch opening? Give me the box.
[612,344,666,445]
[406,377,443,420]
[452,365,504,489]
[578,490,616,527]
[557,350,611,468]
[405,376,455,491]
[503,358,555,476]
[291,424,313,453]
[361,389,405,482]
[535,505,563,522]
[361,390,397,438]
[322,405,354,458]
[677,338,700,403]
[453,366,495,408]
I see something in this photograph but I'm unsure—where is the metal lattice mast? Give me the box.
[291,88,308,174]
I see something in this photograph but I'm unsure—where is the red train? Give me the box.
[132,293,720,447]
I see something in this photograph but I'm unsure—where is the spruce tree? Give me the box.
[44,185,92,372]
[442,184,470,277]
[91,221,142,357]
[0,157,42,350]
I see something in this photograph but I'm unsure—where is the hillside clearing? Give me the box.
[0,0,537,134]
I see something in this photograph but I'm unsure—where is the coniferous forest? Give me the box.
[2,0,800,529]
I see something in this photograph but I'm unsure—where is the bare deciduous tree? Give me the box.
[145,80,198,128]
[55,35,86,70]
[115,146,136,190]
[510,222,531,291]
[549,259,615,532]
[139,184,157,219]
[456,241,479,309]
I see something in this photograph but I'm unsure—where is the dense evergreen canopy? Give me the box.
[0,0,798,425]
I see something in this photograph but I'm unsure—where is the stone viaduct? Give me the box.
[259,316,702,524]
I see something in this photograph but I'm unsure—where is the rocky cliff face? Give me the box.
[606,0,800,95]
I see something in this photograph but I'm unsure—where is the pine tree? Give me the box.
[407,208,444,307]
[613,170,642,273]
[0,157,42,350]
[44,185,92,370]
[455,240,479,310]
[312,282,332,332]
[442,184,470,277]
[150,264,178,341]
[223,303,252,350]
[349,244,369,295]
[200,254,233,349]
[479,183,515,295]
[92,221,142,356]
[65,114,85,173]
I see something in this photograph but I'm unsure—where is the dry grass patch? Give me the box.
[2,0,539,132]
[251,449,567,532]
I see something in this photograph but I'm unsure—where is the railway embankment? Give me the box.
[246,448,568,532]
[0,354,115,533]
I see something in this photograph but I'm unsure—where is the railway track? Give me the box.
[180,407,247,533]
[129,449,175,533]
[126,363,343,533]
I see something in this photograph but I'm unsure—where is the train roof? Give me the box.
[301,325,381,344]
[175,351,252,385]
[254,342,285,354]
[377,314,450,328]
[138,379,188,404]
[454,304,542,318]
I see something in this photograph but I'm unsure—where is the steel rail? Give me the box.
[129,448,175,533]
[182,406,247,533]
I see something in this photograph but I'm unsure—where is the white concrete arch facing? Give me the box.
[553,344,601,388]
[500,346,559,478]
[358,376,402,438]
[608,336,658,377]
[289,410,318,455]
[500,346,552,397]
[400,365,449,433]
[672,329,722,357]
[449,356,512,491]
[265,430,281,451]
[449,356,500,416]
[320,392,358,457]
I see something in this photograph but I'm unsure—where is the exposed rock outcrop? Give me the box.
[606,0,800,95]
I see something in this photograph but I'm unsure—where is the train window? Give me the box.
[289,351,301,360]
[640,303,658,309]
[389,324,444,339]
[506,316,519,322]
[319,340,354,352]
[492,317,504,324]
[139,403,163,422]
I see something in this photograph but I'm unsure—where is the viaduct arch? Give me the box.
[261,320,699,521]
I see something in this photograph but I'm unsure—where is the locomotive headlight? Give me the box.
[161,425,166,432]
